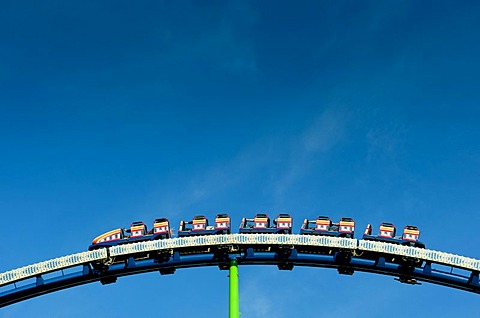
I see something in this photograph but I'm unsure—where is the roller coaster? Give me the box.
[1,214,479,315]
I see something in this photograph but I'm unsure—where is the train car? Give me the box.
[300,216,355,238]
[177,214,231,237]
[363,222,425,248]
[89,228,126,250]
[89,219,171,250]
[239,213,292,234]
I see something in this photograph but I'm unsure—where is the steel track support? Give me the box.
[229,259,239,318]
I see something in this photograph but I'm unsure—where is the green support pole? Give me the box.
[229,259,239,318]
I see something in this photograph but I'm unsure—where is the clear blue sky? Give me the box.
[1,1,480,317]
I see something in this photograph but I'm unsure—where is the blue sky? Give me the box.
[1,0,480,317]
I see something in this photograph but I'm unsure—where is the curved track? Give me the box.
[1,234,479,307]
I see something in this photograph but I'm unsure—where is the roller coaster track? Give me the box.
[1,234,479,307]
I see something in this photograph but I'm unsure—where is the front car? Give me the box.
[89,228,125,250]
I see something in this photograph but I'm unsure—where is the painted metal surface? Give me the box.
[229,259,239,318]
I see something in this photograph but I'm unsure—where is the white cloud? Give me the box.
[240,280,279,318]
[273,108,348,199]
[151,107,349,214]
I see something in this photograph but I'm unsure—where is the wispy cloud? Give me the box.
[240,279,280,318]
[159,136,277,210]
[153,107,349,214]
[273,108,348,199]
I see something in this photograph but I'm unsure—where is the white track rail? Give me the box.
[0,249,107,287]
[1,235,479,287]
[358,240,480,271]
